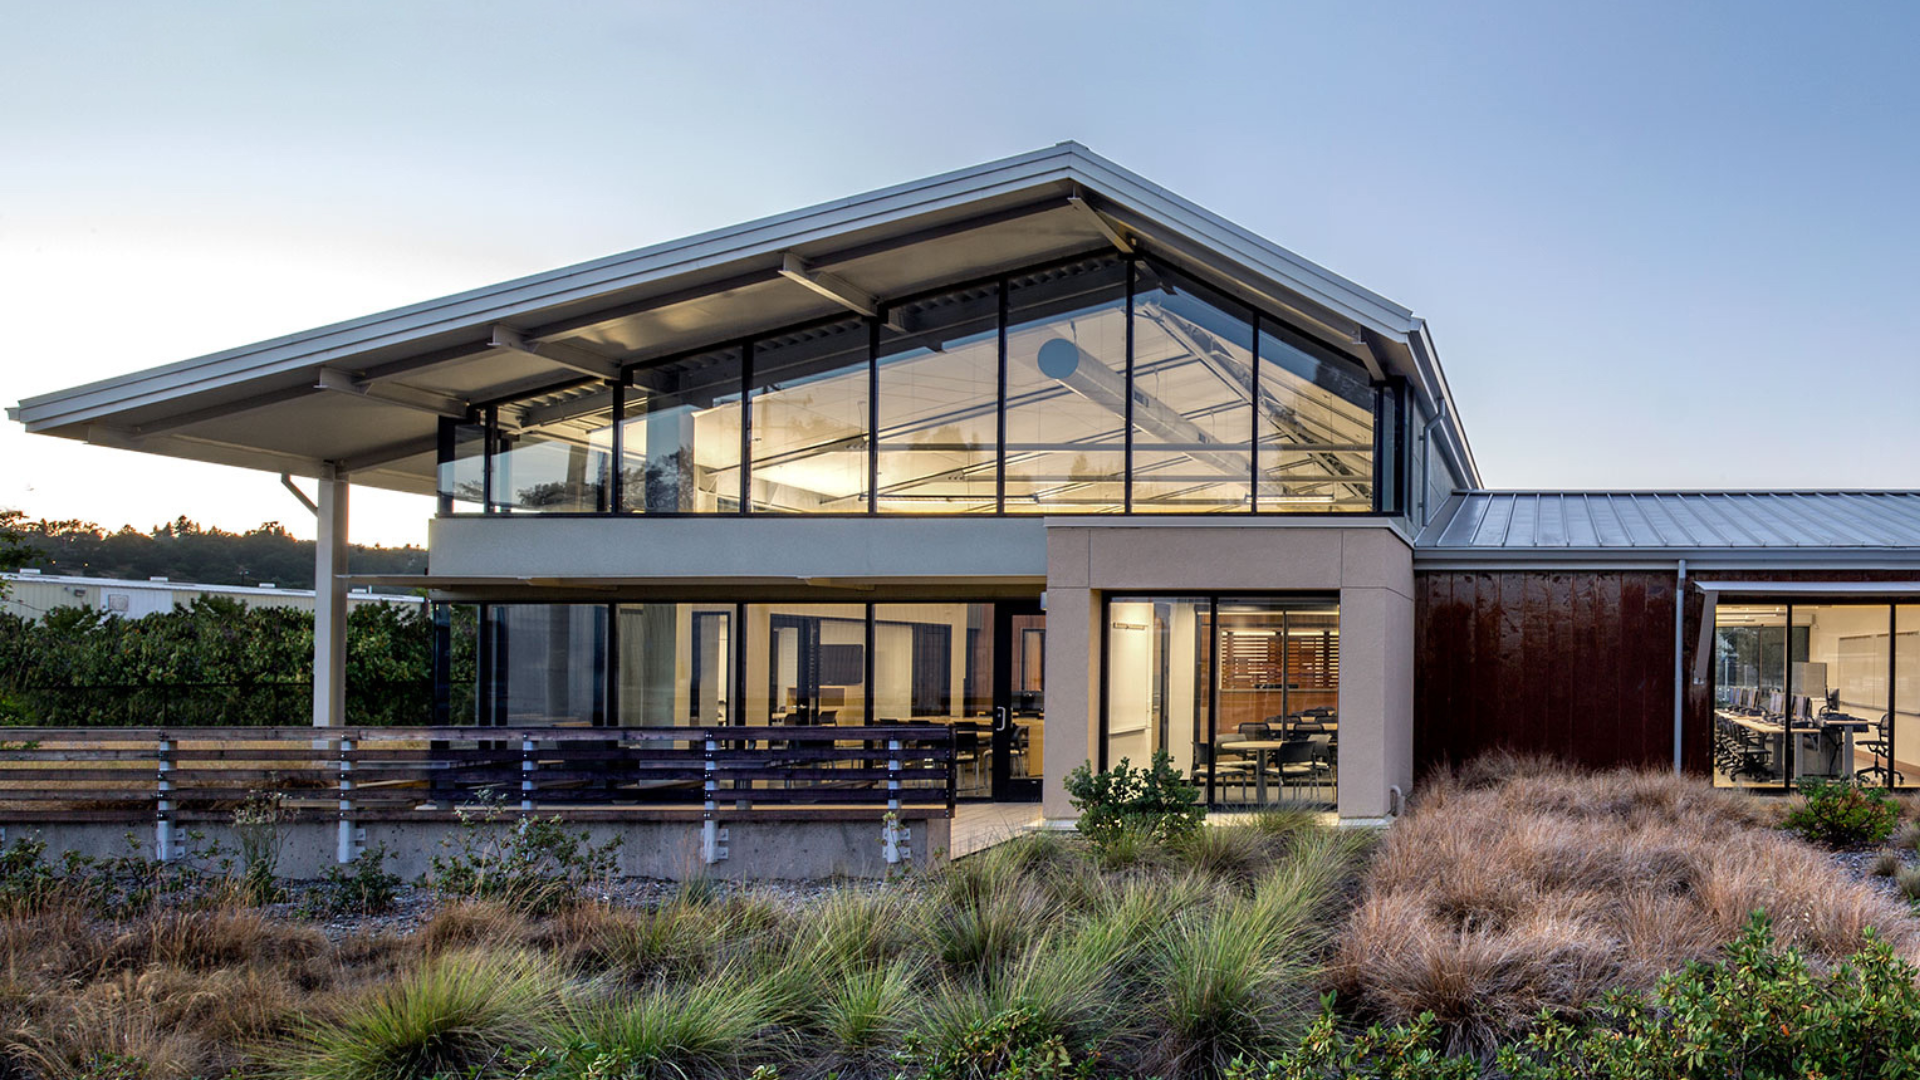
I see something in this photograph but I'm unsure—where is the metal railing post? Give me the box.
[155,733,173,863]
[336,734,356,864]
[883,736,906,864]
[702,732,726,864]
[520,733,535,815]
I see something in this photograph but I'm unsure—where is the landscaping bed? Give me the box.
[3,754,1920,1079]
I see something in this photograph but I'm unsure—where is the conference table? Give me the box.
[1227,728,1336,804]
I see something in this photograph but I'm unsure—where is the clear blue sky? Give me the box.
[4,1,1917,545]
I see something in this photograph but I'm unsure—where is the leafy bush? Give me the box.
[1064,751,1203,858]
[429,797,622,915]
[302,843,403,917]
[894,1006,1100,1080]
[1781,778,1898,847]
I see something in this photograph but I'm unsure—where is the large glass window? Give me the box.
[613,603,734,726]
[744,604,870,725]
[1899,606,1919,789]
[438,421,486,513]
[874,603,994,797]
[1712,604,1790,788]
[623,347,744,513]
[1257,321,1375,511]
[489,604,607,725]
[874,287,1001,513]
[747,321,870,513]
[490,390,616,513]
[1129,266,1255,513]
[1002,260,1129,513]
[1104,595,1338,808]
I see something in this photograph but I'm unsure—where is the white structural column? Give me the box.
[313,466,350,728]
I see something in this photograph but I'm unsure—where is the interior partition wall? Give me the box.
[1711,601,1919,790]
[1101,594,1340,808]
[437,252,1403,519]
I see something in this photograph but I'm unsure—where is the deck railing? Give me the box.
[0,725,959,837]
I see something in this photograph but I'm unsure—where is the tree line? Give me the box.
[3,514,426,589]
[0,596,477,727]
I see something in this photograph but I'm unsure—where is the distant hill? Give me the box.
[9,517,426,588]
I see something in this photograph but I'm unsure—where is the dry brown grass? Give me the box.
[0,900,417,1080]
[1330,751,1920,1054]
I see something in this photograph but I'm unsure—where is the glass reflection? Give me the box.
[748,321,870,513]
[1257,321,1375,511]
[623,348,744,513]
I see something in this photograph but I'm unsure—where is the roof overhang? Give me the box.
[10,142,1479,494]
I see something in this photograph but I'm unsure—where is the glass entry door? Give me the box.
[992,602,1045,801]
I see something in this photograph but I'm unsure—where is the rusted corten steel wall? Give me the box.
[1415,568,1920,779]
[1414,571,1678,775]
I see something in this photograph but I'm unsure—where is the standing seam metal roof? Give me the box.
[1417,492,1920,551]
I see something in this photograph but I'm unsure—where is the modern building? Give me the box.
[1,569,416,622]
[12,144,1920,827]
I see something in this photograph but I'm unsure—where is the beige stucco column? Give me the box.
[1335,582,1415,819]
[1042,526,1094,821]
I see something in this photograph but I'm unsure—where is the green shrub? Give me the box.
[1064,752,1204,858]
[301,843,403,917]
[1781,778,1898,847]
[1226,1008,1476,1080]
[895,1005,1100,1080]
[429,797,623,915]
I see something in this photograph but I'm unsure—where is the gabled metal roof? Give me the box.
[1416,491,1920,562]
[8,142,1479,495]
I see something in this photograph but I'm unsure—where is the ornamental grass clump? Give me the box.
[278,949,562,1080]
[1331,752,1920,1055]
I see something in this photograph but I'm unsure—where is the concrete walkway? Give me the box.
[950,801,1044,857]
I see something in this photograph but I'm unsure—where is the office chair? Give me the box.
[1856,713,1904,786]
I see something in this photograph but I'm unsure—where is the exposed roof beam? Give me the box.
[279,472,319,516]
[131,384,315,437]
[1067,190,1134,254]
[315,368,469,420]
[519,387,616,429]
[340,433,440,472]
[489,325,623,380]
[778,253,878,318]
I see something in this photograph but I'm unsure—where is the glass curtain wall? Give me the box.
[622,347,744,513]
[874,286,1001,512]
[488,605,608,725]
[743,604,871,726]
[613,603,735,727]
[1104,595,1338,808]
[1900,606,1920,789]
[1711,602,1920,790]
[873,603,994,796]
[747,320,871,513]
[1002,260,1129,513]
[488,389,617,514]
[1129,266,1255,512]
[440,254,1387,517]
[1258,321,1377,510]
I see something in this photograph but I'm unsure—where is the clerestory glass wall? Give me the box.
[440,254,1401,517]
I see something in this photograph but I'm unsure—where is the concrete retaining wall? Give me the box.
[0,816,951,882]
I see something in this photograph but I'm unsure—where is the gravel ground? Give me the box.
[260,875,912,940]
[1829,844,1911,903]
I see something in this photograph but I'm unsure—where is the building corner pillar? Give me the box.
[1336,584,1415,821]
[313,466,349,728]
